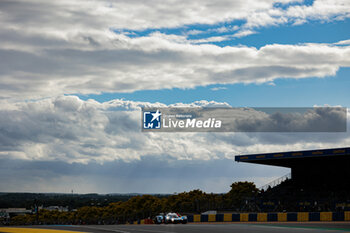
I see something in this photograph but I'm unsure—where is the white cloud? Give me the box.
[0,1,350,99]
[1,0,348,35]
[233,29,257,38]
[285,0,350,21]
[0,32,350,99]
[0,96,349,164]
[335,39,350,45]
[190,36,232,43]
[211,87,228,91]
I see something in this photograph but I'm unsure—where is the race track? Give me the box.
[2,222,350,233]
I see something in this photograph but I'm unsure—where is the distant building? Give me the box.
[42,206,69,212]
[0,208,32,217]
[201,210,217,215]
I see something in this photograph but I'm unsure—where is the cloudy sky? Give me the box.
[0,0,350,194]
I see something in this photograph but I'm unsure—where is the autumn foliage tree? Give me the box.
[225,181,259,210]
[9,182,261,225]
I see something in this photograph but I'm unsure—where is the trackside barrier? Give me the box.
[278,212,287,221]
[267,213,277,221]
[297,212,309,222]
[186,211,350,223]
[134,219,154,225]
[193,214,201,222]
[216,214,224,222]
[287,212,297,221]
[232,213,240,221]
[201,214,208,222]
[135,211,350,224]
[208,214,216,222]
[223,213,232,222]
[240,213,249,222]
[309,212,320,221]
[333,212,345,221]
[144,219,153,224]
[187,215,194,222]
[320,212,332,221]
[257,213,267,222]
[249,213,257,221]
[345,211,350,221]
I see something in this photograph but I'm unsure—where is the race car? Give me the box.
[164,212,187,224]
[154,212,187,224]
[153,214,164,224]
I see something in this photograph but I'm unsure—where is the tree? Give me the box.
[225,181,259,210]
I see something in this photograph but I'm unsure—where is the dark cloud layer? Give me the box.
[0,96,348,192]
[0,96,349,165]
[0,157,288,193]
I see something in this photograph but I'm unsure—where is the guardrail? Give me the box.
[186,212,350,222]
[132,212,350,224]
[259,173,291,191]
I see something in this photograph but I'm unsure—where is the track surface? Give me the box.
[2,223,350,233]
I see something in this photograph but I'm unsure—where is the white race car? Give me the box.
[164,212,187,224]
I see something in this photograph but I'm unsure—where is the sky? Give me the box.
[0,0,350,194]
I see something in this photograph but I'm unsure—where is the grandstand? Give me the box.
[235,147,350,212]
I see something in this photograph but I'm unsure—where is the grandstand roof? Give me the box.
[235,147,350,168]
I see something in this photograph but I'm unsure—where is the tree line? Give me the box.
[0,193,164,209]
[7,182,259,225]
